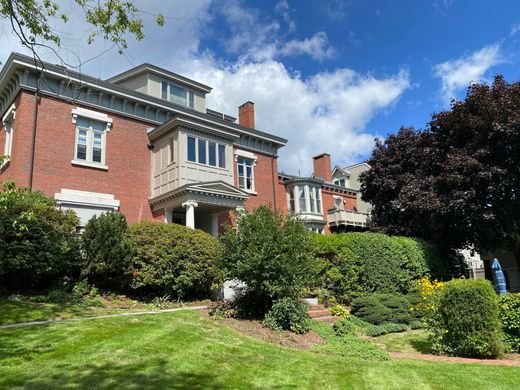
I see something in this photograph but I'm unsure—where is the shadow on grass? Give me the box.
[410,337,432,354]
[2,360,294,390]
[0,300,94,325]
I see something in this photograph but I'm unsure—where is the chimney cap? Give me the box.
[239,101,255,108]
[313,153,331,159]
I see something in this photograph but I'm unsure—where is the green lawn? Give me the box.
[1,310,519,389]
[372,329,432,354]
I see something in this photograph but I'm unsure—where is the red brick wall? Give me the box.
[0,91,154,223]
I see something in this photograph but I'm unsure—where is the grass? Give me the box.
[1,310,520,389]
[372,329,432,354]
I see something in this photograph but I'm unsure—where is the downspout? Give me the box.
[28,75,41,190]
[271,151,277,211]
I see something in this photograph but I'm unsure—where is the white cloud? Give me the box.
[275,0,296,32]
[510,23,520,36]
[278,32,335,61]
[433,44,503,104]
[0,0,410,173]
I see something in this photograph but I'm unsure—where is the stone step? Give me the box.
[307,304,326,310]
[313,315,339,323]
[308,309,332,318]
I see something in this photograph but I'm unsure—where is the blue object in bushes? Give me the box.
[491,258,507,295]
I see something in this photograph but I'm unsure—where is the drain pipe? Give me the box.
[28,76,41,190]
[271,151,277,211]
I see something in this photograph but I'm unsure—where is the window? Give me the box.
[289,189,295,212]
[208,142,216,166]
[169,138,175,163]
[299,187,306,212]
[309,187,316,213]
[161,81,168,99]
[161,82,195,109]
[4,118,13,157]
[316,188,322,214]
[187,135,226,168]
[237,157,254,191]
[334,178,346,187]
[218,144,226,168]
[187,136,196,162]
[74,117,107,166]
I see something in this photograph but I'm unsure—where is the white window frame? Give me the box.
[2,104,15,167]
[234,150,257,194]
[161,81,195,109]
[187,134,226,168]
[71,108,112,170]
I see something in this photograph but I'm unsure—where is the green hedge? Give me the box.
[81,212,134,290]
[435,279,504,358]
[499,293,520,353]
[129,222,221,299]
[312,232,447,302]
[0,181,79,291]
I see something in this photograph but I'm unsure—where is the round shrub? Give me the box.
[130,222,221,299]
[498,293,520,353]
[81,212,134,290]
[333,318,355,337]
[436,279,504,358]
[263,297,311,334]
[0,181,79,291]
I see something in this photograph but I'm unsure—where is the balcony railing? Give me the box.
[327,208,369,228]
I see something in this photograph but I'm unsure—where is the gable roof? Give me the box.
[343,162,371,170]
[331,165,350,177]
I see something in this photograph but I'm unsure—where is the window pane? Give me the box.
[187,136,196,162]
[91,121,105,131]
[92,133,102,163]
[189,92,195,108]
[161,81,168,99]
[169,138,174,163]
[76,117,90,128]
[299,188,306,212]
[218,144,226,168]
[310,187,316,213]
[76,130,87,160]
[238,176,245,189]
[198,138,206,164]
[208,142,216,166]
[238,164,244,176]
[170,84,187,106]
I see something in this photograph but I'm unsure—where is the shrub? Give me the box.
[333,318,355,336]
[0,181,79,290]
[498,293,520,353]
[311,232,447,302]
[220,206,320,315]
[130,222,221,300]
[432,279,504,358]
[351,293,418,325]
[365,322,409,337]
[329,304,350,319]
[81,212,134,290]
[263,298,311,334]
[46,289,67,303]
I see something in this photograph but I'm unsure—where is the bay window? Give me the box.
[288,184,323,215]
[186,135,226,168]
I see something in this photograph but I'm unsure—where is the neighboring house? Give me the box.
[0,53,288,235]
[279,153,370,233]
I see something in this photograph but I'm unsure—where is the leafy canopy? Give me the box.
[361,75,520,271]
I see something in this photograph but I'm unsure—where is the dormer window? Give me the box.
[161,81,195,109]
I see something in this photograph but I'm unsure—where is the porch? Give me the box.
[149,181,249,236]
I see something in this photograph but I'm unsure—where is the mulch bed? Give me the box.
[201,309,325,349]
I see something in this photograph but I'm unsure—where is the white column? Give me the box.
[182,201,198,229]
[234,206,245,232]
[294,185,300,213]
[211,213,220,237]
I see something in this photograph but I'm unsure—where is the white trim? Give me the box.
[54,188,119,208]
[71,160,108,171]
[2,103,15,123]
[234,149,257,161]
[71,107,112,130]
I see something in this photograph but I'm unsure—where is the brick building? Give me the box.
[0,53,363,235]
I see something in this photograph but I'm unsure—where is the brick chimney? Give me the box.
[239,101,255,129]
[313,153,332,182]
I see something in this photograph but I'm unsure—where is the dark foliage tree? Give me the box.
[361,75,520,272]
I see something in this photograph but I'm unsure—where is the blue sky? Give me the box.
[2,0,520,173]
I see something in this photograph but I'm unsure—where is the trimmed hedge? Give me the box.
[499,293,520,353]
[129,222,221,299]
[0,181,79,291]
[312,232,448,302]
[435,279,504,358]
[365,322,410,337]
